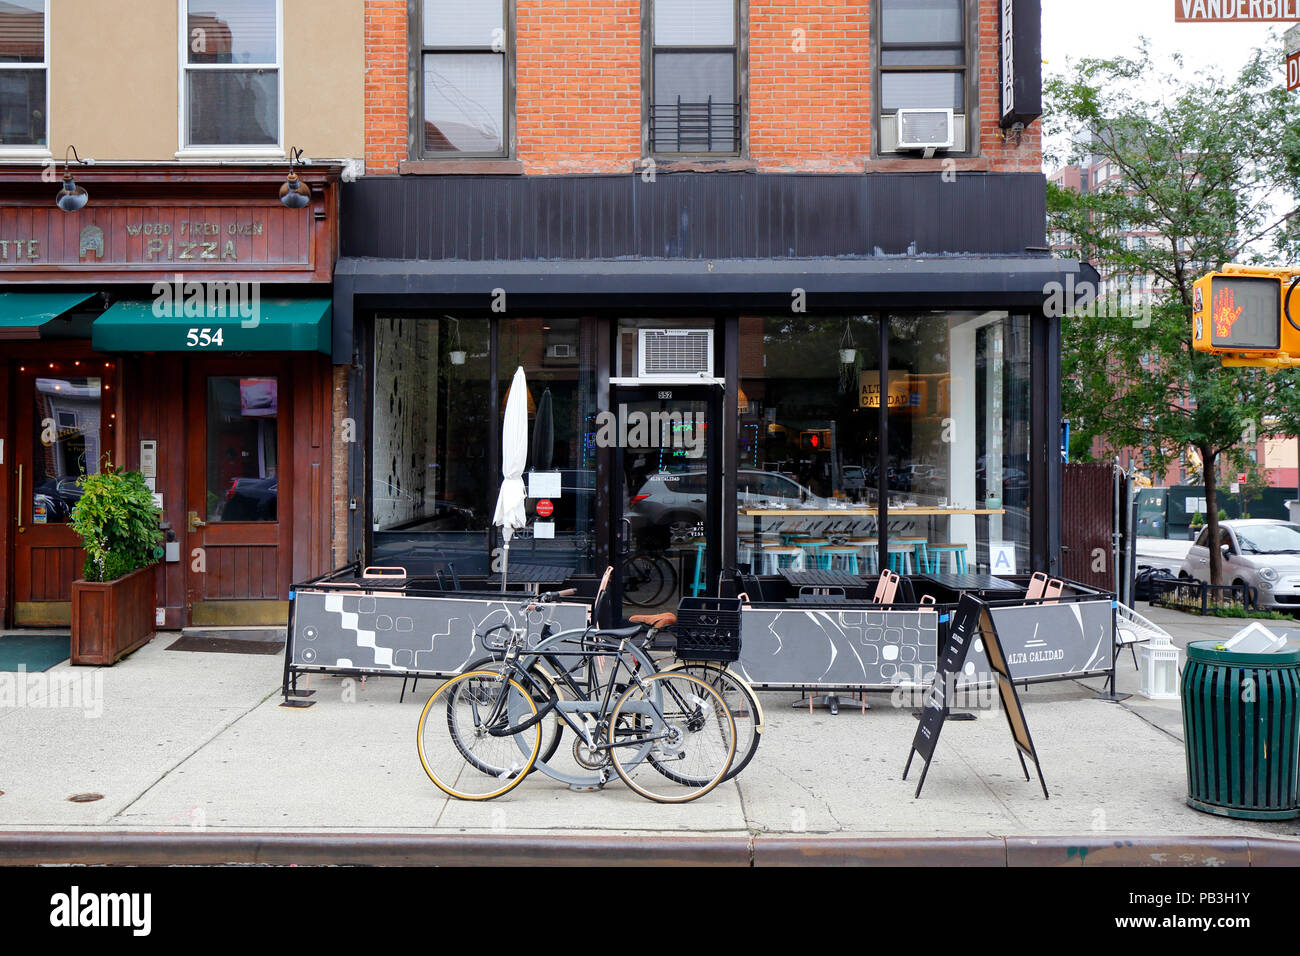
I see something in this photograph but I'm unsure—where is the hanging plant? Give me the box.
[838,319,862,393]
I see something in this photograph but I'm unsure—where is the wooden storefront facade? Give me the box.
[0,165,342,630]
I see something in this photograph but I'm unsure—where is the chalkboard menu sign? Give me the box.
[903,593,1049,800]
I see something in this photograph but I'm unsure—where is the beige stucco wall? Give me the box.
[44,0,362,161]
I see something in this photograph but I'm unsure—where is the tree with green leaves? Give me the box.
[1046,41,1300,585]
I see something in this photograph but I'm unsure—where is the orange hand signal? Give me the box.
[1213,288,1244,339]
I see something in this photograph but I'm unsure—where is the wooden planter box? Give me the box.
[70,564,158,666]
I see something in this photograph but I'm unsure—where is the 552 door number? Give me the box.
[186,328,225,348]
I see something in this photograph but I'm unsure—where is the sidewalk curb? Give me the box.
[0,832,1297,866]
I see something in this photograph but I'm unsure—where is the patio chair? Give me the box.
[872,569,901,605]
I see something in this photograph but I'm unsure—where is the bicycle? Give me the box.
[417,585,736,803]
[449,569,762,787]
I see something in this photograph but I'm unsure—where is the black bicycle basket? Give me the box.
[674,596,742,663]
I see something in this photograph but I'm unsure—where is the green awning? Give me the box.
[0,292,97,340]
[92,298,332,354]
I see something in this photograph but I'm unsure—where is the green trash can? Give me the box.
[1181,640,1300,820]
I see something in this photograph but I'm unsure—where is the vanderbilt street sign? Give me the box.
[1175,0,1300,21]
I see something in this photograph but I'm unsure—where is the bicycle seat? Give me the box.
[629,612,677,629]
[592,625,645,640]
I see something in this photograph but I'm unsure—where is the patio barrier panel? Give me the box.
[282,569,590,699]
[733,585,1115,691]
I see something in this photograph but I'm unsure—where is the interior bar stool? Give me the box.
[796,537,831,569]
[885,542,915,574]
[760,545,804,575]
[893,536,928,575]
[846,538,878,574]
[686,536,708,596]
[926,542,969,574]
[818,546,860,574]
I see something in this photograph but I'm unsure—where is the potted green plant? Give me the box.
[1188,511,1205,541]
[68,466,163,666]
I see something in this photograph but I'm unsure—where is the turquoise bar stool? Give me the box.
[886,543,914,574]
[846,538,877,574]
[760,546,804,575]
[819,547,861,574]
[926,543,969,574]
[893,537,927,574]
[688,538,708,596]
[797,537,831,569]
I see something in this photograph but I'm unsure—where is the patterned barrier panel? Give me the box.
[734,598,1114,690]
[288,589,590,677]
[735,606,940,689]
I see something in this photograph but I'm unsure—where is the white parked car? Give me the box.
[1179,519,1300,611]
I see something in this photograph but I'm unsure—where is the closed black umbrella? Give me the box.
[532,388,555,472]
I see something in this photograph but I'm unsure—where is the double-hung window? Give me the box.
[0,0,47,150]
[183,0,281,150]
[417,0,510,158]
[877,0,969,155]
[647,0,741,156]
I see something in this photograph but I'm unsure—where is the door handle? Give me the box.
[188,510,207,532]
[16,464,23,532]
[619,517,632,557]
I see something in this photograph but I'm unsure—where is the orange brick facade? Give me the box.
[365,0,1041,175]
[365,0,408,175]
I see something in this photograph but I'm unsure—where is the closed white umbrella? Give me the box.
[493,366,530,591]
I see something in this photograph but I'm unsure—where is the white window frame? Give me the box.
[176,0,285,159]
[0,0,51,159]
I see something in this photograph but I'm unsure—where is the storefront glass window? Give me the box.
[371,316,492,573]
[736,316,881,575]
[206,376,278,522]
[31,376,100,525]
[370,316,596,577]
[497,317,598,576]
[888,311,1031,574]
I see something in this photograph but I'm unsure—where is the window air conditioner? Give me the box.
[545,343,573,359]
[896,108,955,157]
[638,329,713,378]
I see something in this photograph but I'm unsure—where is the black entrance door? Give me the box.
[610,385,721,621]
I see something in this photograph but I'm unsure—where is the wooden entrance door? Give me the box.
[186,359,293,626]
[11,358,118,626]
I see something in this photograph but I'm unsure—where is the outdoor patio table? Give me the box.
[919,572,1023,596]
[779,569,865,589]
[486,563,576,592]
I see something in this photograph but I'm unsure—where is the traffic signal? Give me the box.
[1192,267,1300,368]
[800,429,831,451]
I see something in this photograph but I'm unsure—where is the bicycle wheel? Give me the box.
[464,656,565,772]
[623,554,667,608]
[662,662,763,781]
[653,554,679,604]
[417,671,540,800]
[608,673,735,803]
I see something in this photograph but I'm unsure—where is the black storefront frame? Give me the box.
[352,306,1054,603]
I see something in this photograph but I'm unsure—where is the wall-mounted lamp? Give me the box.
[55,145,92,212]
[279,146,311,209]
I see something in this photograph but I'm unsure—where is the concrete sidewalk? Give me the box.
[0,609,1298,860]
